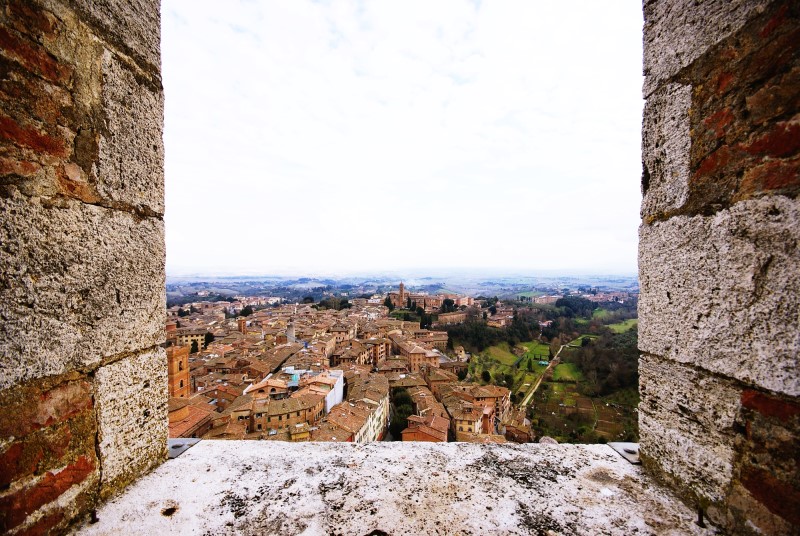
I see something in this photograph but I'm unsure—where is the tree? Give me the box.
[177,308,189,317]
[488,305,497,316]
[457,368,467,381]
[549,336,562,357]
[383,296,395,311]
[390,403,414,439]
[481,370,491,382]
[190,340,199,354]
[302,296,315,304]
[441,298,456,313]
[239,305,254,317]
[407,297,412,309]
[393,388,412,407]
[203,332,215,349]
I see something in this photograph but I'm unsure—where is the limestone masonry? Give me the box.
[0,0,165,533]
[639,0,799,532]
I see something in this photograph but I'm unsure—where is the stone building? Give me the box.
[0,0,796,534]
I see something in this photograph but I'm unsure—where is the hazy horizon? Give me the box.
[166,266,638,279]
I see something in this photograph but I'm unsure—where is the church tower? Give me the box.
[399,282,406,306]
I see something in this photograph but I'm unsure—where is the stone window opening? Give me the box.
[0,2,797,534]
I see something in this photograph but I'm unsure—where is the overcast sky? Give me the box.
[161,1,644,277]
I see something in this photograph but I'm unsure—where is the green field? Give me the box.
[601,387,640,408]
[470,341,550,399]
[592,308,613,320]
[607,319,638,333]
[530,380,638,443]
[518,291,545,298]
[553,363,583,382]
[485,343,518,366]
[521,341,550,359]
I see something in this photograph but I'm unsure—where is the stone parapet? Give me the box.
[77,441,712,536]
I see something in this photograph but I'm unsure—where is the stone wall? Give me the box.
[639,0,799,533]
[0,0,166,533]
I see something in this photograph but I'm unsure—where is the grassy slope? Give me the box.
[553,363,583,382]
[607,319,638,333]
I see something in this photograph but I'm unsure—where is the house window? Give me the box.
[179,380,184,388]
[179,361,184,371]
[459,426,463,432]
[257,424,262,430]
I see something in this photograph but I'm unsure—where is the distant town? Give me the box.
[166,277,639,445]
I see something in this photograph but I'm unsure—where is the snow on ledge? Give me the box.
[76,441,711,535]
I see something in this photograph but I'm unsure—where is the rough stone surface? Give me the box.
[639,195,800,397]
[643,0,771,96]
[640,412,735,507]
[0,0,165,532]
[0,190,166,390]
[0,0,164,215]
[76,441,712,536]
[96,51,164,215]
[641,1,800,532]
[641,83,692,217]
[67,0,161,73]
[641,1,800,220]
[639,355,742,504]
[0,372,100,534]
[94,348,168,499]
[731,389,800,532]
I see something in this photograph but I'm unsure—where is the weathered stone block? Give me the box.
[641,83,691,218]
[643,0,772,96]
[66,0,161,74]
[639,412,735,504]
[639,353,741,433]
[639,355,741,503]
[639,195,800,396]
[95,51,164,215]
[94,348,167,498]
[0,190,165,390]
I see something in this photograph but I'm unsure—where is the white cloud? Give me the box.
[162,0,643,276]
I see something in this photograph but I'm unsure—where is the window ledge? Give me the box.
[76,441,711,535]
